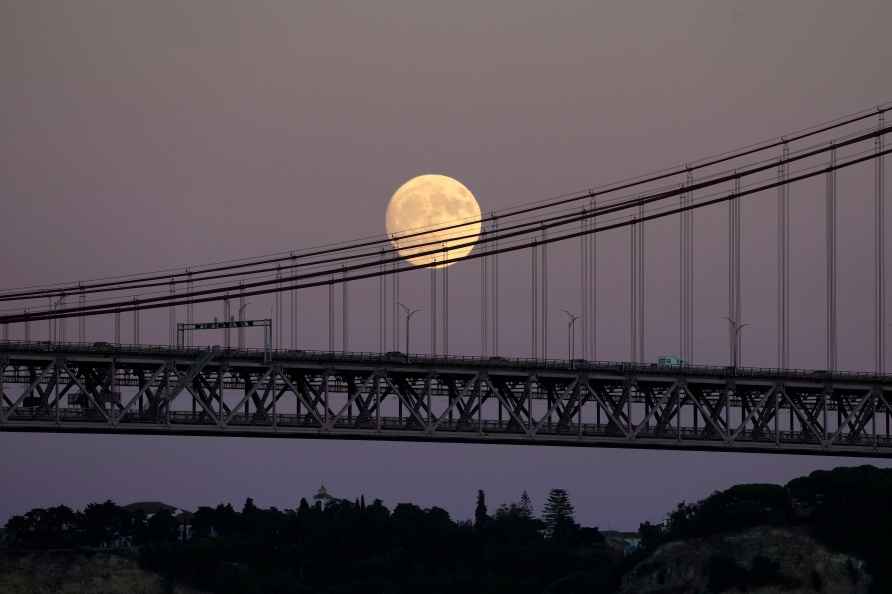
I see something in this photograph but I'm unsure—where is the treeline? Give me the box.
[3,500,181,549]
[3,488,620,594]
[7,465,892,593]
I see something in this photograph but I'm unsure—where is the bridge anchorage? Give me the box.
[2,342,891,458]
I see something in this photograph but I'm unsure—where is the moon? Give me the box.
[385,174,482,268]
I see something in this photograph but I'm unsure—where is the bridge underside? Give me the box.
[2,343,892,458]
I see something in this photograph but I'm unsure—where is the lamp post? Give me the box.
[723,316,749,368]
[398,302,422,357]
[562,309,579,362]
[237,301,251,350]
[53,295,65,342]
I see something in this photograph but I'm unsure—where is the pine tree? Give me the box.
[474,489,488,529]
[542,488,576,540]
[519,490,533,518]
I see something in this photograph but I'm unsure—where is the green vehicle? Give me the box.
[657,355,687,367]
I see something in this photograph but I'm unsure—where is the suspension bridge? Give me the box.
[1,105,891,457]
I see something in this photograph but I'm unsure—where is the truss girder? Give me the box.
[3,345,892,457]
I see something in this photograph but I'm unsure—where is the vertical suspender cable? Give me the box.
[239,285,246,349]
[59,295,66,342]
[481,236,488,357]
[328,276,334,352]
[379,250,386,353]
[729,174,743,365]
[291,259,299,350]
[531,240,538,359]
[275,266,282,350]
[827,144,838,371]
[342,266,348,353]
[877,111,886,374]
[491,216,499,357]
[186,271,194,347]
[541,227,548,359]
[133,296,140,344]
[168,279,174,346]
[393,260,400,352]
[778,143,790,369]
[630,215,637,362]
[223,297,231,349]
[580,209,588,360]
[79,288,86,343]
[680,179,686,361]
[114,310,120,344]
[443,244,449,356]
[735,177,742,363]
[430,261,437,356]
[687,169,695,363]
[639,203,646,363]
[729,178,735,365]
[591,198,597,360]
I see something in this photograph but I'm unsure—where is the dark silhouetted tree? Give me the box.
[142,509,179,543]
[190,506,215,539]
[638,521,663,552]
[474,489,488,529]
[542,489,576,541]
[519,490,533,518]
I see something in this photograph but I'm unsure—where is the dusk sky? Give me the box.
[3,1,892,529]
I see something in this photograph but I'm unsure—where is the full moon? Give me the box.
[385,174,482,267]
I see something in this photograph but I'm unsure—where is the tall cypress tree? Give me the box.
[542,488,576,540]
[474,489,488,529]
[519,491,533,518]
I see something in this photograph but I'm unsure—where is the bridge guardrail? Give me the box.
[1,339,890,383]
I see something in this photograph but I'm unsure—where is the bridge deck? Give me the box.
[2,341,891,458]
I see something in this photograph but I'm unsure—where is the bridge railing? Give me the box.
[1,339,890,383]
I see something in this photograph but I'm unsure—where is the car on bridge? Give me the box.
[657,355,687,367]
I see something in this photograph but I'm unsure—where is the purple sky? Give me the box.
[2,1,892,529]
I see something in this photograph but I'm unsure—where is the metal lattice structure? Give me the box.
[2,342,892,458]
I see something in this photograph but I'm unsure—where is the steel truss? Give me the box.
[2,342,892,458]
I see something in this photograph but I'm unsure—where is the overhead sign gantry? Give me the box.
[177,318,272,361]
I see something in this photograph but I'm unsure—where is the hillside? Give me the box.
[621,526,870,594]
[0,551,208,594]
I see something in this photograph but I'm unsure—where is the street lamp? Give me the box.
[236,301,251,350]
[562,309,579,362]
[53,294,65,343]
[723,316,749,368]
[398,302,422,358]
